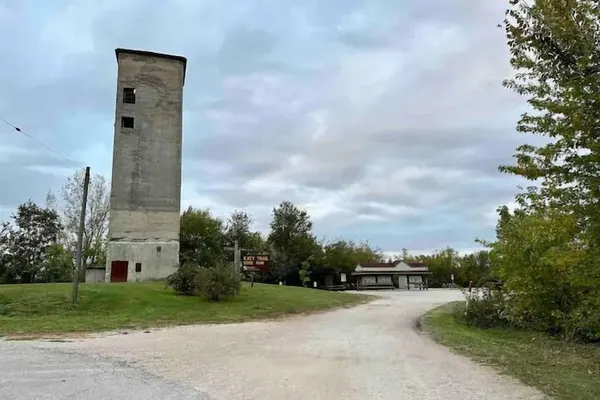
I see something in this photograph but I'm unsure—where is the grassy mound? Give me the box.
[421,302,600,400]
[0,282,371,336]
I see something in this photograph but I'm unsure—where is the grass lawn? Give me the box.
[0,282,371,337]
[421,302,600,400]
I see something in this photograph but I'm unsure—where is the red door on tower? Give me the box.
[110,261,128,282]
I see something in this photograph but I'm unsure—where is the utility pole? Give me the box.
[72,166,90,305]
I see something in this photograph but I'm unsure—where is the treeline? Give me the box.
[459,0,600,343]
[0,170,110,284]
[0,174,494,286]
[179,204,493,287]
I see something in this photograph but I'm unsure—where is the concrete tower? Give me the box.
[105,48,186,282]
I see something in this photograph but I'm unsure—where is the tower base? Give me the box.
[105,241,179,282]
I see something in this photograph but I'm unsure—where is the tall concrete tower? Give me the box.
[105,49,186,282]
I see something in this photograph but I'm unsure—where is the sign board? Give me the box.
[242,253,270,273]
[340,273,347,283]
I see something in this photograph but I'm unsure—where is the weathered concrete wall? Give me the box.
[105,241,179,282]
[106,49,185,282]
[85,268,106,284]
[109,210,179,241]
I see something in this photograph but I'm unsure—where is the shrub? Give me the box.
[166,263,202,295]
[456,288,508,329]
[197,264,241,301]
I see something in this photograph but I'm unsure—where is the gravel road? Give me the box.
[2,289,545,400]
[0,341,207,399]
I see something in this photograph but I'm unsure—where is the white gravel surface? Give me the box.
[0,341,207,399]
[4,289,546,400]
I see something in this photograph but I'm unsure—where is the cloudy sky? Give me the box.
[0,0,529,255]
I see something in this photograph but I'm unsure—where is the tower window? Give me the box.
[135,262,142,272]
[123,88,136,103]
[121,116,134,128]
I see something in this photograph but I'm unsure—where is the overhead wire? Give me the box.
[0,115,85,170]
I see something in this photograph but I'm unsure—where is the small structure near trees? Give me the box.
[85,266,106,283]
[352,260,431,290]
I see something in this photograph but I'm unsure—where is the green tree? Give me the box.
[413,247,459,288]
[501,0,600,248]
[179,207,226,268]
[490,206,596,339]
[225,210,265,250]
[39,244,73,283]
[496,0,600,340]
[0,200,62,283]
[267,201,318,283]
[321,240,381,275]
[459,250,493,286]
[501,0,600,221]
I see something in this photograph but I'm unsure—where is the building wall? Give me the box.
[85,268,106,284]
[398,275,409,289]
[358,275,394,287]
[361,276,376,286]
[106,50,185,281]
[408,275,423,289]
[106,241,179,282]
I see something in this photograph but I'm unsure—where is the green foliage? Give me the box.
[39,244,73,283]
[167,262,241,301]
[486,0,600,342]
[424,303,600,400]
[321,240,382,276]
[166,263,202,296]
[489,206,599,340]
[409,248,492,288]
[225,210,265,250]
[267,201,319,281]
[501,0,600,220]
[0,283,370,335]
[179,207,226,268]
[0,200,62,283]
[298,268,310,286]
[197,264,241,301]
[456,290,507,329]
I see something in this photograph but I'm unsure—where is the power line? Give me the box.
[0,115,85,170]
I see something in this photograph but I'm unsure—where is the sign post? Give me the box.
[224,240,247,278]
[222,250,270,288]
[242,253,270,273]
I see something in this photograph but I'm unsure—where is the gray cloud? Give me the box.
[0,0,524,253]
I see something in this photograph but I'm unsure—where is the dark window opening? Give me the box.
[135,262,142,272]
[121,116,134,128]
[123,88,136,104]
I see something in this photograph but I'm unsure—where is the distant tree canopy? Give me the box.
[179,207,227,268]
[0,192,495,287]
[0,168,110,284]
[0,200,65,283]
[177,200,493,288]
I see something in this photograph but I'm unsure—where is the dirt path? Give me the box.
[21,289,545,400]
